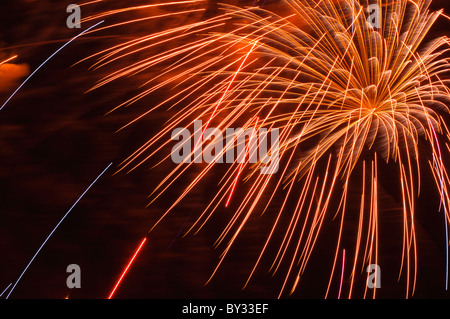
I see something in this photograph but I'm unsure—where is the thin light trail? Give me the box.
[0,55,18,66]
[225,117,259,207]
[444,201,448,291]
[433,154,449,290]
[430,120,448,289]
[338,249,346,299]
[351,0,354,34]
[108,237,147,299]
[0,283,12,298]
[6,162,113,299]
[0,20,105,111]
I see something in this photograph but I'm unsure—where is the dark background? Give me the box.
[0,0,450,299]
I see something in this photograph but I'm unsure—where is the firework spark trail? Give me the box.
[338,249,346,299]
[428,115,450,289]
[0,283,12,298]
[225,117,259,207]
[108,237,147,299]
[348,160,366,298]
[0,56,18,67]
[84,0,450,297]
[444,203,449,291]
[433,154,449,290]
[6,162,113,299]
[81,1,204,24]
[0,20,104,111]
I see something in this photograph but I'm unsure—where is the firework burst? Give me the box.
[85,0,450,298]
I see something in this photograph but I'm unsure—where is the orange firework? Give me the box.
[84,0,450,298]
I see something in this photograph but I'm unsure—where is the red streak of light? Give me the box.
[108,238,147,299]
[338,249,346,299]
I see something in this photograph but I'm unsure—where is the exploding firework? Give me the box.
[84,0,450,298]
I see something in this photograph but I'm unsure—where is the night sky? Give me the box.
[1,0,450,299]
